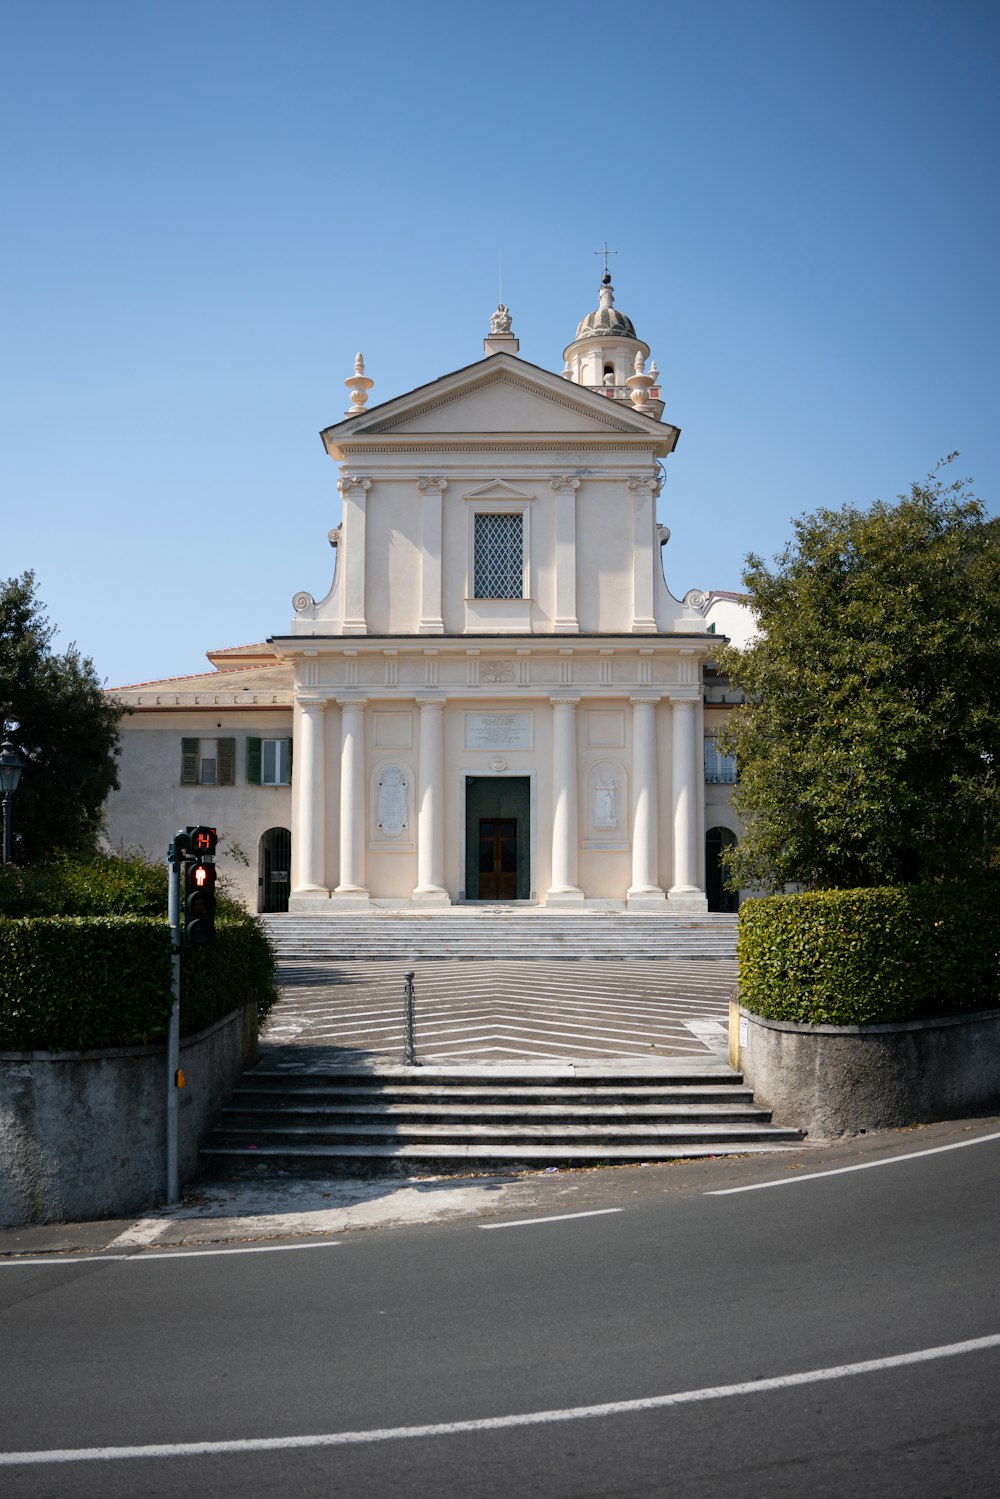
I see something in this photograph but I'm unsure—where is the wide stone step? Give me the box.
[219,1101,769,1125]
[231,1083,754,1105]
[200,1140,801,1176]
[206,1119,800,1148]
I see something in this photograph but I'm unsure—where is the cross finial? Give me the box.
[594,242,618,276]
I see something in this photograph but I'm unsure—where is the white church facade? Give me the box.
[105,278,749,914]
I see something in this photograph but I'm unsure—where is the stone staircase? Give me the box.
[259,911,738,962]
[200,1065,803,1177]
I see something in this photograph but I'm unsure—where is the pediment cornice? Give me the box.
[321,353,677,458]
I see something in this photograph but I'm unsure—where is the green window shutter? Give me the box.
[246,737,262,786]
[181,738,199,785]
[217,738,235,786]
[284,737,293,785]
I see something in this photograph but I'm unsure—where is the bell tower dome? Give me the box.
[561,271,664,421]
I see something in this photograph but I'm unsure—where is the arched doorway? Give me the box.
[259,827,292,913]
[705,826,739,913]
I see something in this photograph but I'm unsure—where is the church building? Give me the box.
[105,276,748,914]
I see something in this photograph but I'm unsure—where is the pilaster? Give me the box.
[338,475,370,636]
[627,477,658,633]
[417,478,446,634]
[551,477,580,634]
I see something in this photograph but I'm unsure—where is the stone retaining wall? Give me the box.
[0,1005,255,1229]
[731,1002,1000,1138]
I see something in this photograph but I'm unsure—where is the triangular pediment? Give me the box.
[322,354,674,450]
[462,480,536,503]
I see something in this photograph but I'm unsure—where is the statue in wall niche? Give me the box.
[594,777,618,829]
[376,766,408,838]
[490,304,513,334]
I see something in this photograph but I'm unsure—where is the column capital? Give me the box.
[629,694,663,709]
[417,476,448,494]
[550,475,581,493]
[549,695,581,709]
[416,694,447,710]
[626,475,658,497]
[338,474,371,497]
[296,694,328,711]
[667,694,698,710]
[335,695,368,711]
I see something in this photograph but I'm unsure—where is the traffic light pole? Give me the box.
[166,841,183,1207]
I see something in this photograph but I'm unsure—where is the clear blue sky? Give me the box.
[4,0,997,688]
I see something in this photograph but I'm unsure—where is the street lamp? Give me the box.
[0,737,24,867]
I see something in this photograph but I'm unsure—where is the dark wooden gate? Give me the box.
[259,826,292,913]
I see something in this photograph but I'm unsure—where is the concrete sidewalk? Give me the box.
[2,1116,995,1259]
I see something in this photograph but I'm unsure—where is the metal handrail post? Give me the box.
[403,970,417,1066]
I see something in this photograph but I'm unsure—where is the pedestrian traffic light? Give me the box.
[184,858,217,946]
[188,826,218,857]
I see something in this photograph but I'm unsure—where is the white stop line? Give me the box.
[2,1334,998,1467]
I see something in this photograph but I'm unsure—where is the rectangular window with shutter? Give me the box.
[246,737,262,785]
[217,738,235,786]
[181,738,199,785]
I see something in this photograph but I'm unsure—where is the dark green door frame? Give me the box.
[464,776,531,901]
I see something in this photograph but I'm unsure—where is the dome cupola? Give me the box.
[562,270,664,421]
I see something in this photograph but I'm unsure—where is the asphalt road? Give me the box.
[2,1126,998,1498]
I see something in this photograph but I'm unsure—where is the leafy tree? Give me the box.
[0,572,126,863]
[717,465,1000,891]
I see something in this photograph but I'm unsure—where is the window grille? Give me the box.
[705,740,738,784]
[474,513,523,599]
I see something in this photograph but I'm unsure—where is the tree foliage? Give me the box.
[717,467,1000,890]
[0,572,126,863]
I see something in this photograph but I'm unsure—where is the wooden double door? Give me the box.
[465,776,530,901]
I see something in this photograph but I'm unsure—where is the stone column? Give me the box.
[547,696,584,905]
[412,696,450,906]
[669,696,707,910]
[551,477,580,634]
[338,475,370,636]
[418,478,446,634]
[334,697,369,906]
[628,696,666,909]
[291,696,328,903]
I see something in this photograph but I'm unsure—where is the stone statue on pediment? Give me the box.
[490,304,513,335]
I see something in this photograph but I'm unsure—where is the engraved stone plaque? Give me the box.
[464,711,533,751]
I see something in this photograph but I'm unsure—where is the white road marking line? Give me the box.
[3,1334,997,1466]
[0,1241,341,1268]
[480,1209,623,1230]
[706,1130,1000,1194]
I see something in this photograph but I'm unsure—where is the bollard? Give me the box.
[403,970,418,1066]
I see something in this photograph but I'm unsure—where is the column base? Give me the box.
[667,887,709,913]
[411,886,452,907]
[545,886,585,907]
[332,887,372,912]
[627,886,667,911]
[288,889,331,912]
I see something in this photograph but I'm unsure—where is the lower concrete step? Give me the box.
[200,1065,802,1176]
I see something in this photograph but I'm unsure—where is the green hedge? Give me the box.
[0,916,279,1052]
[738,884,1000,1026]
[0,852,170,918]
